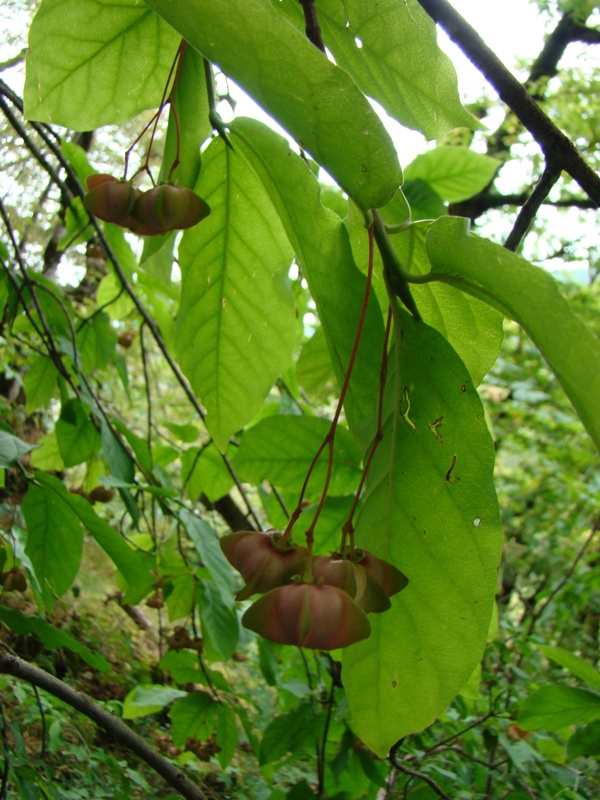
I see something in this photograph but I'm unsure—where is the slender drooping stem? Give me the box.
[281,224,376,556]
[341,305,393,554]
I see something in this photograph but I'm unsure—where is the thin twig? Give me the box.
[504,163,563,251]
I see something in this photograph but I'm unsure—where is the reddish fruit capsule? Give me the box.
[130,185,210,235]
[88,486,115,504]
[311,554,391,613]
[242,582,371,649]
[348,548,409,598]
[84,177,138,225]
[1,569,28,593]
[220,529,307,600]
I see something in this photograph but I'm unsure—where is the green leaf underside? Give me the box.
[230,118,385,449]
[21,480,83,611]
[0,605,110,671]
[404,147,500,203]
[234,416,362,497]
[176,137,296,451]
[274,0,478,140]
[123,685,188,720]
[519,686,600,731]
[344,312,501,756]
[24,0,181,128]
[144,0,402,209]
[0,430,36,467]
[426,217,600,453]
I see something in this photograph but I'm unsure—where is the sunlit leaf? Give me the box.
[405,147,500,202]
[519,686,600,731]
[426,217,600,452]
[25,0,180,128]
[344,312,501,756]
[176,137,296,450]
[144,0,402,208]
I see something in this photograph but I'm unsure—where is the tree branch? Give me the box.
[504,163,562,251]
[0,649,207,800]
[415,0,600,206]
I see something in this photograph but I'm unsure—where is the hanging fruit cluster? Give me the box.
[220,531,407,650]
[220,227,408,651]
[84,174,210,236]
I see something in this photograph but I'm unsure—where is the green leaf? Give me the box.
[122,685,188,720]
[199,580,239,661]
[538,645,600,692]
[0,604,110,672]
[567,720,600,761]
[403,179,447,221]
[216,704,238,769]
[24,0,181,128]
[343,312,501,756]
[55,398,101,467]
[234,416,362,497]
[397,222,503,386]
[178,509,235,606]
[160,651,205,684]
[181,444,234,503]
[34,472,155,603]
[425,216,600,452]
[30,431,65,471]
[170,692,218,747]
[24,354,58,413]
[144,0,402,209]
[230,117,385,447]
[176,137,296,450]
[0,430,36,467]
[405,148,500,203]
[296,326,336,398]
[77,313,118,373]
[519,686,600,731]
[21,479,84,611]
[259,703,317,765]
[292,0,479,139]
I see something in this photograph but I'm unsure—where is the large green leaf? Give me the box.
[33,473,156,603]
[519,686,600,731]
[176,137,296,450]
[24,354,58,413]
[21,479,84,610]
[347,208,503,386]
[170,692,218,747]
[538,645,600,692]
[405,147,500,203]
[230,118,385,449]
[234,415,362,497]
[425,216,600,452]
[0,430,36,467]
[343,312,501,756]
[272,0,478,140]
[178,509,235,606]
[25,0,181,128]
[144,0,402,209]
[55,398,101,467]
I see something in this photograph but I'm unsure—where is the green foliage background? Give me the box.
[0,0,599,798]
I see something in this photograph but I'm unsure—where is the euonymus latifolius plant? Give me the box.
[6,0,600,766]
